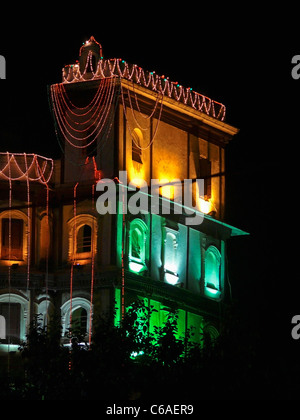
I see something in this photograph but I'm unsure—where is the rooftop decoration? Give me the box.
[62,37,226,121]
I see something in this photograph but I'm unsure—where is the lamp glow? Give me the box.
[129,261,145,273]
[165,272,179,285]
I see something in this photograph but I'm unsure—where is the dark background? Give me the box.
[1,6,300,398]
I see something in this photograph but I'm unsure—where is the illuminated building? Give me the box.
[0,37,247,352]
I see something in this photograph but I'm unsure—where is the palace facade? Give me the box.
[0,37,247,352]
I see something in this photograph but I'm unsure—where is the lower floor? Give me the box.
[0,274,222,354]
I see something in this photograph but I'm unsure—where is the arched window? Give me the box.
[61,297,91,339]
[0,294,28,344]
[204,246,221,298]
[72,307,88,335]
[132,128,143,164]
[68,214,97,263]
[128,218,148,273]
[0,210,28,263]
[163,228,179,285]
[76,224,92,254]
[164,231,177,273]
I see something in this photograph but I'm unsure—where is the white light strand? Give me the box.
[126,81,163,132]
[62,58,226,121]
[0,153,53,184]
[50,77,117,148]
[120,83,164,151]
[24,153,31,292]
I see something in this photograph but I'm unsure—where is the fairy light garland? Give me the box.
[0,152,53,344]
[125,81,163,132]
[62,57,226,121]
[50,77,117,149]
[120,82,164,151]
[0,153,53,183]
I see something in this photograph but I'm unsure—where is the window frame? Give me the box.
[0,210,29,264]
[163,226,180,285]
[128,218,148,274]
[68,214,97,263]
[204,245,221,299]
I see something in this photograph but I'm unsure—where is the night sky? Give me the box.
[1,7,300,397]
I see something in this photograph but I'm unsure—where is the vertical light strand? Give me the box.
[35,158,51,328]
[121,184,126,321]
[69,182,78,369]
[88,183,95,347]
[44,183,50,327]
[24,154,31,296]
[7,152,12,375]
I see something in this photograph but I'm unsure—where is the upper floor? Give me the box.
[50,37,239,223]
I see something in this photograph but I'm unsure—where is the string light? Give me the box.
[120,82,164,151]
[0,152,53,356]
[50,77,117,148]
[0,153,53,183]
[62,57,226,121]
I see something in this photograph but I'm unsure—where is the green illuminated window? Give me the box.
[204,246,221,297]
[128,218,148,273]
[163,228,179,285]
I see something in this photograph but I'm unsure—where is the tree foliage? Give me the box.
[0,300,294,400]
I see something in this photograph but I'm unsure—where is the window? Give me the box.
[132,128,143,164]
[164,228,179,285]
[164,231,177,273]
[72,307,88,335]
[0,294,27,343]
[0,302,21,344]
[204,246,221,298]
[61,297,91,339]
[76,224,92,254]
[0,315,5,340]
[1,218,23,260]
[68,214,97,263]
[128,218,147,273]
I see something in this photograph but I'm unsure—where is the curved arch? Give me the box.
[0,209,29,263]
[0,293,28,342]
[128,218,148,273]
[132,128,143,163]
[203,323,219,344]
[204,245,221,297]
[61,297,92,337]
[67,213,97,262]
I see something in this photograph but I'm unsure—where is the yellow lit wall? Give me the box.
[119,101,226,220]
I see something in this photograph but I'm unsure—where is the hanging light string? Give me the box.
[50,78,111,140]
[88,182,96,347]
[0,153,53,184]
[0,153,54,339]
[48,80,121,168]
[62,57,226,121]
[59,75,106,114]
[50,77,117,149]
[7,152,12,373]
[36,162,51,328]
[23,154,31,294]
[125,80,163,132]
[55,80,107,124]
[120,82,164,151]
